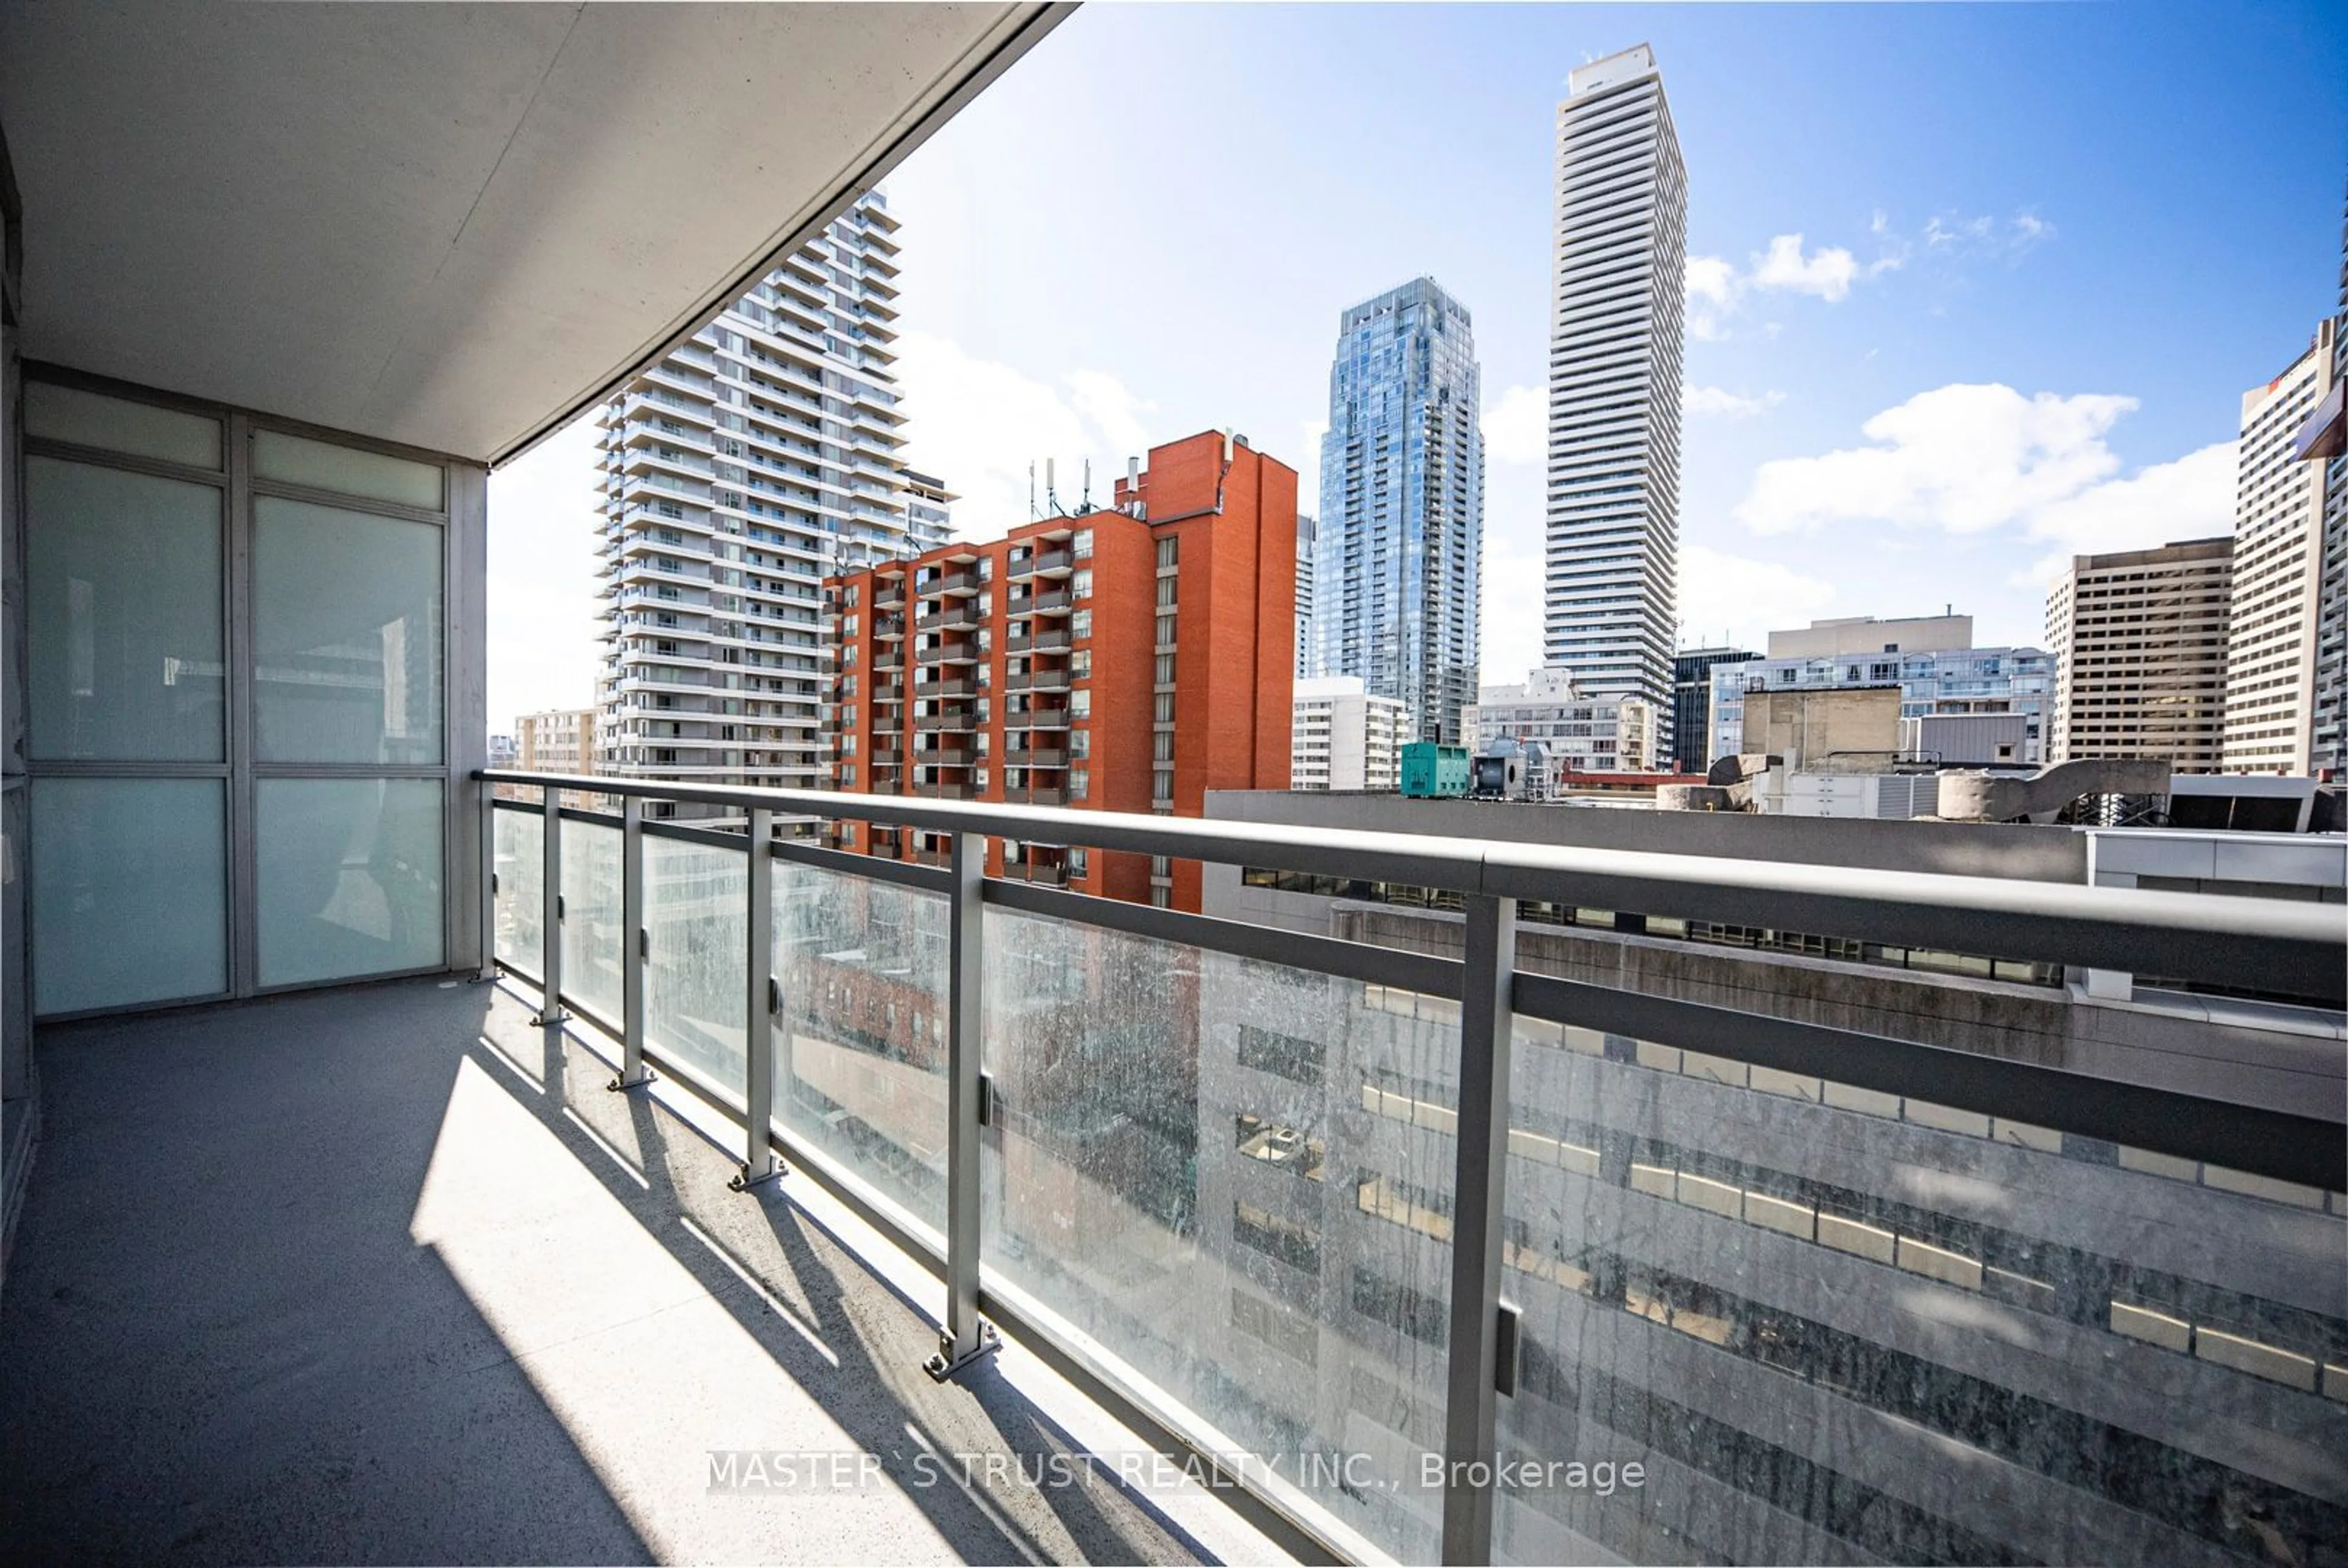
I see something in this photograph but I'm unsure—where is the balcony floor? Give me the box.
[1,977,1276,1565]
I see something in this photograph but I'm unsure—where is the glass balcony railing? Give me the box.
[479,768,2347,1568]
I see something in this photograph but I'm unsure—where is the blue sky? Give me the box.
[488,0,2348,724]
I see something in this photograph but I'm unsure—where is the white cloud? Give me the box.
[1680,543,1837,652]
[890,330,1156,533]
[1685,231,1900,337]
[1924,208,2056,257]
[1483,384,1548,465]
[1734,383,2139,537]
[1749,234,1867,302]
[2020,440,2236,584]
[1684,384,1785,419]
[1729,381,2237,591]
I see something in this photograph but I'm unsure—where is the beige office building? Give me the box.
[2046,538,2232,772]
[514,708,596,775]
[2222,319,2337,774]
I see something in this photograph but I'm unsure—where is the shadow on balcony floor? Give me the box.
[0,976,1261,1566]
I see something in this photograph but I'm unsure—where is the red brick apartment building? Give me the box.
[825,430,1295,910]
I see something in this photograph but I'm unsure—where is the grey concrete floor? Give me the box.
[0,976,1280,1566]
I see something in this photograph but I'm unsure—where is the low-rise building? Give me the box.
[1711,619,2053,765]
[1671,645,1752,773]
[514,707,596,774]
[1290,675,1404,792]
[1463,666,1659,771]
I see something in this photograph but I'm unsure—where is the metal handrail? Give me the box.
[476,770,2346,998]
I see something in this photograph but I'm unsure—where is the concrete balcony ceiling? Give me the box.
[0,1,1067,463]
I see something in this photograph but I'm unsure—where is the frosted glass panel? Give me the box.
[26,457,224,761]
[31,778,227,1014]
[494,806,544,977]
[1492,1013,2348,1568]
[256,779,444,986]
[253,497,442,764]
[983,910,1457,1562]
[644,834,746,1098]
[771,861,949,1231]
[559,819,624,1025]
[25,381,221,469]
[253,429,444,510]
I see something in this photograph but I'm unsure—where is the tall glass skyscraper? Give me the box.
[1546,43,1685,756]
[1313,278,1485,745]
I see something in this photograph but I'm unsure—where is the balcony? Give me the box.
[914,642,978,667]
[914,606,976,633]
[441,775,2344,1568]
[1011,587,1072,616]
[1008,628,1071,655]
[917,569,980,598]
[1010,786,1069,808]
[1007,547,1072,580]
[1004,746,1068,768]
[913,710,973,732]
[913,779,975,800]
[916,676,978,699]
[10,763,2346,1568]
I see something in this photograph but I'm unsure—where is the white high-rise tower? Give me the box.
[1544,43,1685,762]
[593,193,944,799]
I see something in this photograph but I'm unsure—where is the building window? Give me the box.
[1155,613,1177,649]
[1072,568,1093,600]
[1073,528,1093,559]
[1156,537,1179,570]
[1068,768,1088,801]
[1069,729,1089,759]
[1154,692,1175,722]
[1071,650,1091,680]
[1072,609,1091,640]
[1154,653,1175,685]
[1239,1023,1334,1084]
[1071,690,1091,720]
[1151,768,1173,803]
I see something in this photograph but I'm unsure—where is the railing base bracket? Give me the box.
[925,1322,1000,1383]
[729,1160,785,1193]
[607,1068,657,1093]
[531,1007,571,1028]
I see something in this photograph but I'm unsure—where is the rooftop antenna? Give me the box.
[1027,462,1037,521]
[1080,458,1092,513]
[1045,458,1061,518]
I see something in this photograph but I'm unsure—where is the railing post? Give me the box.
[732,807,781,1190]
[608,795,652,1091]
[1441,893,1516,1565]
[476,783,498,982]
[926,828,997,1379]
[533,784,569,1027]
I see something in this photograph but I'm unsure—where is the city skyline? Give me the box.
[487,1,2348,729]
